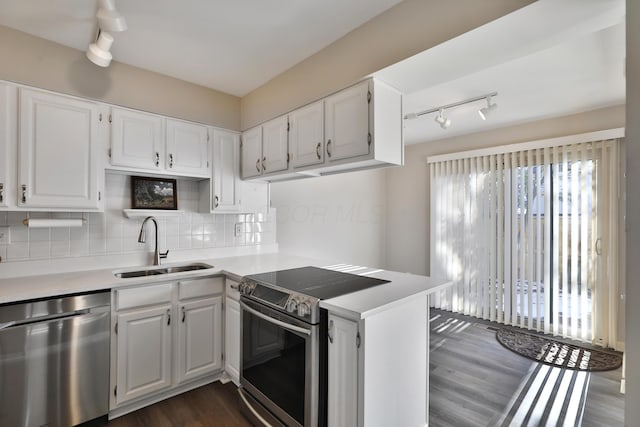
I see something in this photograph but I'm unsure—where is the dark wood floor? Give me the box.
[105,310,625,427]
[106,381,251,427]
[429,309,625,427]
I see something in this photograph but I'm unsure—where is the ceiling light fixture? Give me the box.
[96,0,127,32]
[404,91,498,130]
[478,95,498,121]
[434,109,451,129]
[86,0,126,67]
[87,31,114,67]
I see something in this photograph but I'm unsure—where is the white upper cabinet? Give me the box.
[109,107,209,178]
[261,116,289,174]
[18,88,102,210]
[211,129,240,212]
[325,81,370,162]
[241,78,402,182]
[110,107,164,171]
[241,126,262,179]
[290,101,323,168]
[165,118,209,176]
[0,82,16,209]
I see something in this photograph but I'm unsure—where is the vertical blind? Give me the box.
[429,139,620,348]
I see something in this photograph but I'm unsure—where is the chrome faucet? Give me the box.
[138,216,169,265]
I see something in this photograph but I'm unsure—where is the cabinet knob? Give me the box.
[327,140,332,158]
[155,152,160,167]
[169,153,174,168]
[316,143,321,160]
[328,319,334,343]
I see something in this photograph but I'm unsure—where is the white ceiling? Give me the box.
[0,0,403,96]
[374,0,626,145]
[0,0,626,145]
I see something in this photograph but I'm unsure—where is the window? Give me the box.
[429,138,621,347]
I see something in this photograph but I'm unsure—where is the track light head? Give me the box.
[96,0,127,32]
[86,31,113,67]
[435,109,451,129]
[478,96,498,121]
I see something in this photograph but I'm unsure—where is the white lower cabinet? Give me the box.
[177,296,222,383]
[111,277,224,415]
[224,278,241,385]
[328,314,360,427]
[115,304,173,405]
[327,296,430,427]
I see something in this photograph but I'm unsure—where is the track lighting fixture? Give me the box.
[96,0,127,32]
[86,0,127,67]
[86,31,113,67]
[434,109,451,129]
[404,91,498,130]
[478,95,498,120]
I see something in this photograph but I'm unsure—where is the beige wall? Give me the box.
[625,0,639,422]
[385,104,625,277]
[270,169,387,267]
[240,0,534,130]
[0,25,240,130]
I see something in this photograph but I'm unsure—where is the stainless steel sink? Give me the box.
[114,263,213,278]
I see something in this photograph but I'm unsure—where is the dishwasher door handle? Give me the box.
[0,321,15,330]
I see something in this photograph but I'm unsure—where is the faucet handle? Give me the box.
[160,250,169,259]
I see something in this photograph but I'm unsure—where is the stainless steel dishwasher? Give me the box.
[0,291,111,427]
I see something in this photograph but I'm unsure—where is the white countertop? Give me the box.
[0,253,451,319]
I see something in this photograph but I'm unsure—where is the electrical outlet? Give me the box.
[235,223,242,237]
[0,226,10,244]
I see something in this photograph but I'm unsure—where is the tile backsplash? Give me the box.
[0,174,275,263]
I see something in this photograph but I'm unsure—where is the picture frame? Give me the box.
[131,176,178,210]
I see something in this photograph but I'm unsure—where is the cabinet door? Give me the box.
[328,314,359,427]
[290,101,324,169]
[110,107,164,171]
[166,119,209,177]
[116,305,172,405]
[224,296,240,385]
[241,126,262,178]
[18,88,101,209]
[212,130,240,212]
[324,81,370,162]
[177,296,222,384]
[0,82,16,208]
[262,116,289,174]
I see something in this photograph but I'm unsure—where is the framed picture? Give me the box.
[131,176,178,210]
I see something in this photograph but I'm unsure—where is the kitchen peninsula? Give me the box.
[0,252,451,426]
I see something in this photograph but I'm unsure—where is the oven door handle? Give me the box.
[241,302,311,336]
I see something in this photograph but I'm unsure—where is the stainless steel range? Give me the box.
[237,266,389,427]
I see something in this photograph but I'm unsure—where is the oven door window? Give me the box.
[242,308,306,425]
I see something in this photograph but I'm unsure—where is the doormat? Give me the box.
[496,328,622,372]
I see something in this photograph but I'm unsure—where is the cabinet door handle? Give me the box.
[316,143,321,160]
[169,153,174,168]
[230,284,239,291]
[167,309,171,326]
[155,152,160,167]
[328,319,334,343]
[255,159,261,173]
[326,139,332,158]
[21,185,27,204]
[214,195,220,209]
[0,183,3,203]
[182,306,186,323]
[262,157,266,171]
